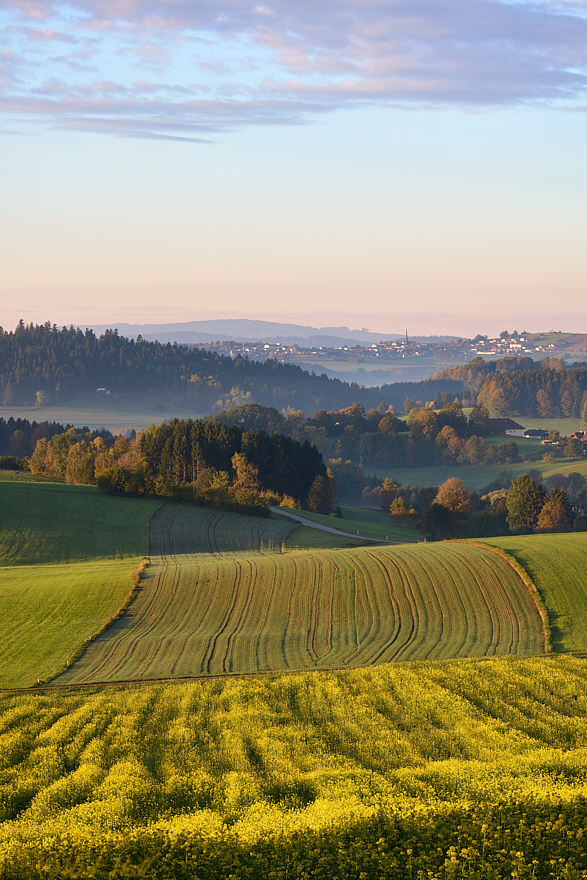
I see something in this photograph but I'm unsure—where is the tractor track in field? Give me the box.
[43,506,546,689]
[450,546,510,656]
[222,559,255,673]
[206,560,244,674]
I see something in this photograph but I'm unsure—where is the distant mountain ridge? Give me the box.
[88,319,456,347]
[88,319,399,347]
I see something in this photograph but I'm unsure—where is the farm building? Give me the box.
[524,429,549,440]
[488,418,525,436]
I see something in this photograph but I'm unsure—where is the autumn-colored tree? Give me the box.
[443,436,464,464]
[307,472,337,514]
[435,425,457,451]
[434,478,471,515]
[231,452,260,491]
[377,416,397,435]
[535,486,572,532]
[389,497,415,519]
[380,477,399,511]
[407,407,438,439]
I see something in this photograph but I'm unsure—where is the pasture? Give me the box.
[0,480,160,687]
[0,395,204,433]
[279,506,420,542]
[373,455,587,491]
[0,481,159,565]
[56,504,544,685]
[486,533,587,653]
[0,560,139,688]
[2,656,587,877]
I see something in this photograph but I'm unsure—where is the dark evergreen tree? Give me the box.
[506,475,546,532]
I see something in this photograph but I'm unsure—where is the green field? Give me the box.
[2,656,587,878]
[485,533,587,653]
[338,504,393,523]
[0,481,160,565]
[282,526,365,551]
[515,416,586,434]
[0,560,139,688]
[0,394,204,433]
[374,455,587,491]
[54,503,544,685]
[279,506,420,542]
[0,481,162,688]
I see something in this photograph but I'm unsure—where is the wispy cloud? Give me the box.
[1,0,587,139]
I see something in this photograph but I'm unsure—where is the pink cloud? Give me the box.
[8,24,76,42]
[2,0,587,139]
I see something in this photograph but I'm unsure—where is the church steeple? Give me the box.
[405,329,408,345]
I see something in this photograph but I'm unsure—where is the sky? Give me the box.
[1,0,587,338]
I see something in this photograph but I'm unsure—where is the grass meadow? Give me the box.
[0,395,205,433]
[0,480,161,687]
[2,656,587,877]
[0,481,159,565]
[373,454,587,491]
[0,560,139,688]
[279,507,420,542]
[485,533,587,654]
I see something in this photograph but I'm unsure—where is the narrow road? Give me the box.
[269,507,408,544]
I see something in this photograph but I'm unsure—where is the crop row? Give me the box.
[56,505,544,684]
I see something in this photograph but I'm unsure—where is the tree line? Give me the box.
[209,401,524,472]
[4,323,587,420]
[28,418,330,516]
[353,470,587,540]
[434,355,587,419]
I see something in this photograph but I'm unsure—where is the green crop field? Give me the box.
[2,656,587,878]
[282,526,365,551]
[279,506,420,542]
[485,533,587,654]
[374,455,587,491]
[0,481,160,565]
[0,560,139,688]
[55,503,544,685]
[0,480,162,688]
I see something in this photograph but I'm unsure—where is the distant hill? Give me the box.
[0,322,465,415]
[88,319,461,348]
[88,319,397,347]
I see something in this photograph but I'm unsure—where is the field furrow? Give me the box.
[55,504,546,685]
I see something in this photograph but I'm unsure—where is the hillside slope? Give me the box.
[486,533,587,653]
[56,504,545,684]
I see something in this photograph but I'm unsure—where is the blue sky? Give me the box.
[1,0,587,336]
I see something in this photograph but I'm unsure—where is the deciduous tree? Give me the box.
[434,478,471,515]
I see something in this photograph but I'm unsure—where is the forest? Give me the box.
[435,356,587,418]
[0,322,465,413]
[28,418,328,513]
